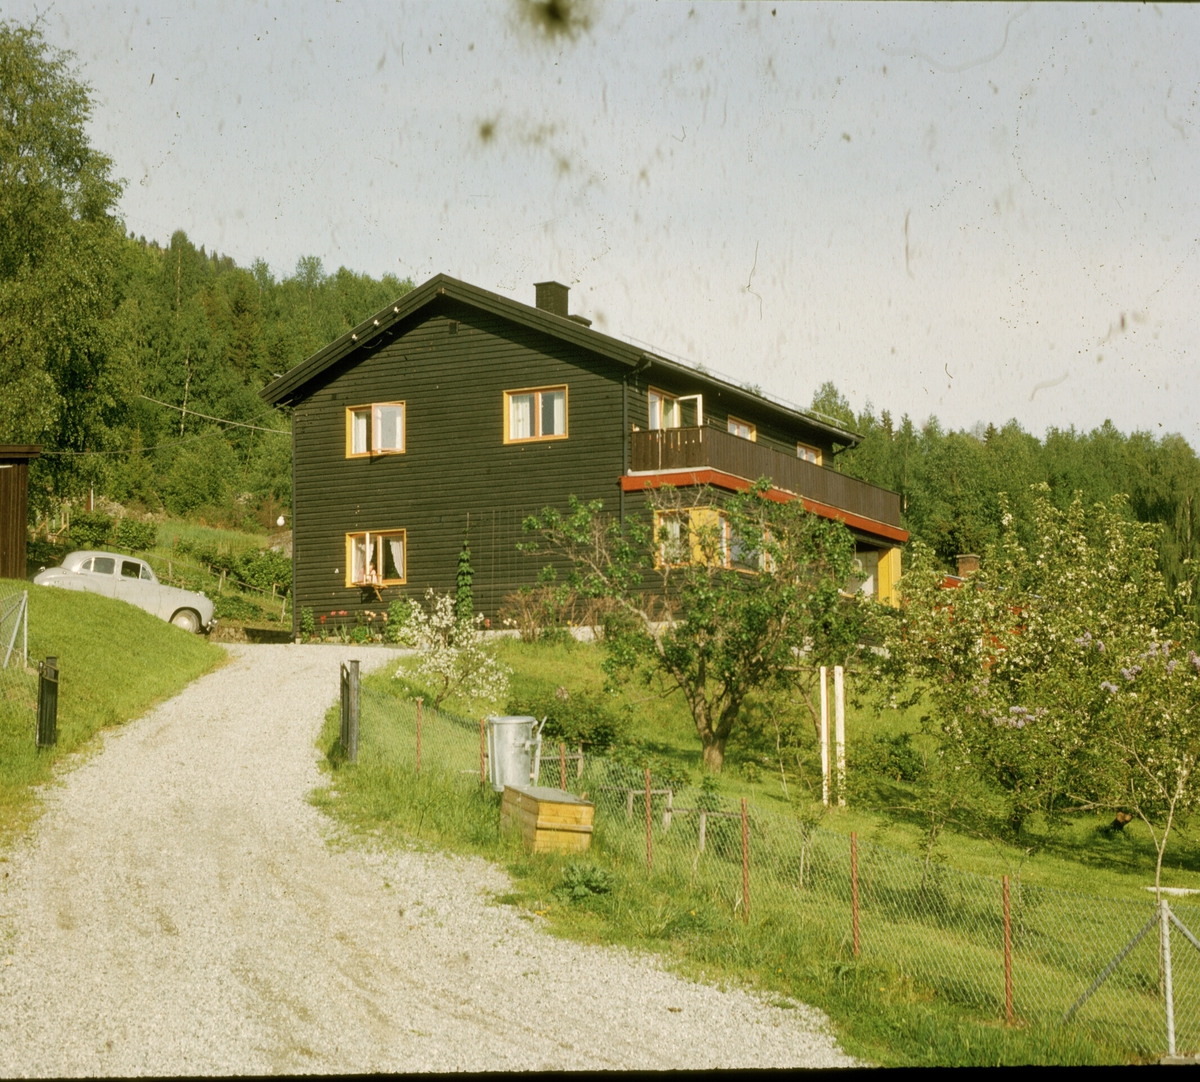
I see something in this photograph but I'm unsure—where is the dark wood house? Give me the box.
[260,274,908,633]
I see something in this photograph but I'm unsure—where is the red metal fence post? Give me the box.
[479,717,487,787]
[741,797,750,924]
[1003,874,1014,1025]
[416,696,423,774]
[645,767,653,875]
[851,831,860,957]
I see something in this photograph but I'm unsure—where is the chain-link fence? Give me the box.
[0,585,37,741]
[352,678,1200,1061]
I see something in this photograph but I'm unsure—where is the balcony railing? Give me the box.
[629,427,903,530]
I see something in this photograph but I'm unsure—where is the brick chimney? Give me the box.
[956,553,980,577]
[534,281,569,318]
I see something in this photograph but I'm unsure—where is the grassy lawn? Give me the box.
[400,637,1200,899]
[152,519,269,555]
[0,579,225,845]
[313,637,1190,1065]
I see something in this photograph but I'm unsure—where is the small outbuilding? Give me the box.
[0,446,41,580]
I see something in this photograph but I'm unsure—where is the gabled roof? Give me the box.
[259,273,860,445]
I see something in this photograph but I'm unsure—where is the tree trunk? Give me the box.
[702,738,726,773]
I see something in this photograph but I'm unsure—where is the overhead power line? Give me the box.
[137,396,290,434]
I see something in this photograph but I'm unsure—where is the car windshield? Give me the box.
[91,557,115,575]
[121,560,141,579]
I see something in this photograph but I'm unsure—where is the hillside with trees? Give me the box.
[4,16,1198,600]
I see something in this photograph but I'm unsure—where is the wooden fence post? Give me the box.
[36,656,58,748]
[560,742,567,790]
[645,767,653,875]
[741,797,750,924]
[1003,874,1013,1025]
[851,831,860,957]
[415,696,423,774]
[479,717,487,786]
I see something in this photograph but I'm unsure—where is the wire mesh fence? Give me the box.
[0,586,36,742]
[352,678,1200,1061]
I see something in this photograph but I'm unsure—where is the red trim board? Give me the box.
[620,469,910,544]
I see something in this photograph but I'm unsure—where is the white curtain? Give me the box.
[510,394,534,439]
[387,538,404,581]
[352,410,369,454]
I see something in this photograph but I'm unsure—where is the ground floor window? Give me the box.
[345,529,406,587]
[654,507,766,571]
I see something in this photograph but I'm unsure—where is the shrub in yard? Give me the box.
[506,684,625,748]
[213,594,263,621]
[384,597,410,643]
[554,862,614,902]
[69,511,112,548]
[113,516,158,551]
[300,607,316,638]
[234,547,292,594]
[499,584,577,643]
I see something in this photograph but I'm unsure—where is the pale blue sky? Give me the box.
[7,1,1198,443]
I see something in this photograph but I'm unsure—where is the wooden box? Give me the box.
[500,785,594,854]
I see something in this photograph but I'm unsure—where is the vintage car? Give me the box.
[33,551,216,633]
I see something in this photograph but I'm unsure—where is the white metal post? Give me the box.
[835,665,846,807]
[1162,898,1177,1057]
[819,666,830,807]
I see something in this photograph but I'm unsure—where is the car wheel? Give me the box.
[170,609,201,634]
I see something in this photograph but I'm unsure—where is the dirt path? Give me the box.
[0,644,855,1074]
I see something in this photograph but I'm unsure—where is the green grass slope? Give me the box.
[0,579,225,843]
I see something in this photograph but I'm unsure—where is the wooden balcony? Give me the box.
[629,427,903,532]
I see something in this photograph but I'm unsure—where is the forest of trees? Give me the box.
[4,16,1199,605]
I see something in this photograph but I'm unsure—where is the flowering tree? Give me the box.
[394,589,509,709]
[880,488,1176,834]
[1082,642,1200,891]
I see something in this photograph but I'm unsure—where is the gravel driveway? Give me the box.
[0,644,855,1074]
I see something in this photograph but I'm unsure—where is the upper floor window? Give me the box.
[727,416,756,441]
[346,402,406,457]
[797,442,822,465]
[504,386,567,443]
[346,529,406,587]
[648,389,681,430]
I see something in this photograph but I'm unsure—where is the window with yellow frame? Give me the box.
[727,416,756,441]
[654,507,769,572]
[346,402,406,457]
[796,441,822,465]
[345,529,406,587]
[503,385,568,443]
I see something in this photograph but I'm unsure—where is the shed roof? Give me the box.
[258,273,860,445]
[0,445,41,460]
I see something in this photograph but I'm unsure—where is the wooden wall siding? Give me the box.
[291,303,628,623]
[629,428,903,528]
[0,459,30,580]
[623,372,837,462]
